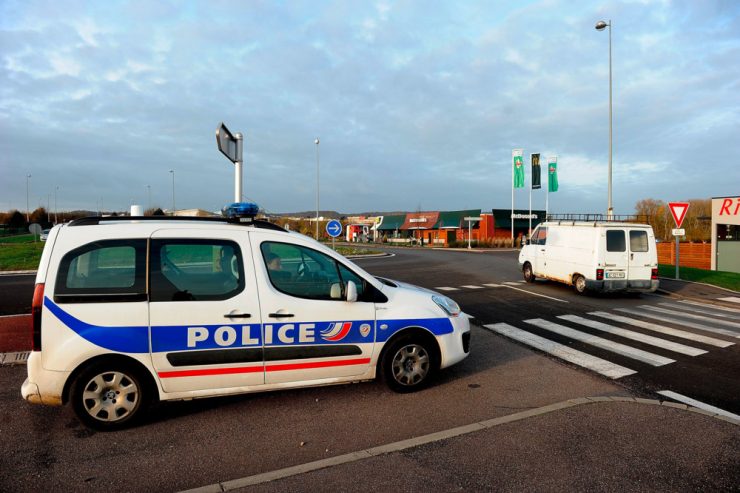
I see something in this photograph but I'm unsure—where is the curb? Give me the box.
[0,270,37,276]
[658,276,740,295]
[179,396,738,493]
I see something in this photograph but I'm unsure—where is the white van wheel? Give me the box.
[71,362,149,430]
[573,275,587,294]
[523,263,535,283]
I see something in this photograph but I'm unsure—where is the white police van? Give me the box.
[22,204,471,430]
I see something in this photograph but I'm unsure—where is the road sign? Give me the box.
[326,220,342,238]
[672,228,685,236]
[216,122,240,163]
[668,202,690,228]
[29,223,42,235]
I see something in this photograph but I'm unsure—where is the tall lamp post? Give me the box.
[169,170,176,215]
[146,184,151,211]
[595,19,613,219]
[54,186,59,224]
[25,174,31,222]
[315,138,320,240]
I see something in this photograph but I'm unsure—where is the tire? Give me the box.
[70,361,150,431]
[573,274,587,294]
[523,262,535,283]
[381,335,438,393]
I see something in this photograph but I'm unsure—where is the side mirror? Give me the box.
[346,281,358,302]
[330,283,342,299]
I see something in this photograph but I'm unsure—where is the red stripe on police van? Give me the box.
[266,357,370,372]
[158,358,371,378]
[158,366,263,378]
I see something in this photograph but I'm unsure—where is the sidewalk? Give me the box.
[187,398,739,492]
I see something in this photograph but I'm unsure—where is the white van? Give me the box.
[22,207,470,430]
[519,221,659,294]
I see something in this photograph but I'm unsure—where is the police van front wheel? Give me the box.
[381,336,437,393]
[70,362,150,431]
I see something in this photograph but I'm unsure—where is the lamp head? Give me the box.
[595,21,608,31]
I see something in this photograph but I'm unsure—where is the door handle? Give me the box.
[224,313,251,319]
[630,253,634,260]
[268,312,294,318]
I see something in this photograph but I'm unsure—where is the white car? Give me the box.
[22,204,470,430]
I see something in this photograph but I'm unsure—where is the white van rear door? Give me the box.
[604,230,628,280]
[628,229,653,280]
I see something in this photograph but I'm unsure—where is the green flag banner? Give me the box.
[531,153,541,189]
[548,157,558,192]
[513,149,524,188]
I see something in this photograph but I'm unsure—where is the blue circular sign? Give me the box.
[326,219,342,238]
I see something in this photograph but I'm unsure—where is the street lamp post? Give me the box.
[169,170,176,215]
[596,19,613,219]
[54,186,59,224]
[146,184,151,211]
[25,174,31,223]
[315,138,320,240]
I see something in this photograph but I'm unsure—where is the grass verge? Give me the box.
[0,234,37,244]
[658,264,740,292]
[334,246,381,256]
[0,242,44,271]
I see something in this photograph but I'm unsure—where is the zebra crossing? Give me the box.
[483,300,738,380]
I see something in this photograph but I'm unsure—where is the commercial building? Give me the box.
[711,196,740,273]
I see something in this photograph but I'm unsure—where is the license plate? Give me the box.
[605,271,625,279]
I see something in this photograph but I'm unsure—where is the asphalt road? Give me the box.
[0,247,738,492]
[0,273,35,315]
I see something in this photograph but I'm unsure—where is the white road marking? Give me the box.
[434,287,459,292]
[614,308,740,338]
[0,314,29,319]
[503,282,521,286]
[657,390,740,421]
[499,285,569,303]
[679,299,740,314]
[718,296,740,305]
[483,323,636,379]
[589,311,733,348]
[558,315,706,356]
[641,305,740,329]
[525,318,675,367]
[461,285,484,289]
[482,283,503,287]
[516,280,527,284]
[659,302,738,319]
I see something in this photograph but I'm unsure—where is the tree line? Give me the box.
[634,198,711,242]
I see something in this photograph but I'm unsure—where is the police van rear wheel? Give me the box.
[382,336,437,393]
[71,362,149,431]
[523,262,535,283]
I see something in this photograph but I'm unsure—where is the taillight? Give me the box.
[596,269,604,281]
[31,283,44,351]
[651,268,658,280]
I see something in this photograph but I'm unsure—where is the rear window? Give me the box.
[629,230,649,252]
[55,240,147,302]
[606,230,626,252]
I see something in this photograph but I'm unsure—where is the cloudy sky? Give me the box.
[1,0,739,216]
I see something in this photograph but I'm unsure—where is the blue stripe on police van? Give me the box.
[43,297,454,354]
[43,297,150,354]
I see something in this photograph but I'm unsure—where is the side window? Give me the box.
[150,239,244,302]
[55,240,147,303]
[536,227,548,245]
[629,230,649,252]
[606,230,626,252]
[262,242,364,300]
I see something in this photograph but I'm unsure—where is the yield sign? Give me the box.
[668,202,690,228]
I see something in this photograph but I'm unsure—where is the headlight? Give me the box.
[432,295,461,317]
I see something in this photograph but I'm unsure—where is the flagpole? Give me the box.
[528,153,532,235]
[511,150,514,244]
[546,166,550,219]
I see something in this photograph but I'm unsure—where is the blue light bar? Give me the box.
[222,202,259,219]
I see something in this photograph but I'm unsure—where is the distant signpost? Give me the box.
[326,219,342,250]
[29,223,42,242]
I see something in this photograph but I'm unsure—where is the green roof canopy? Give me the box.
[377,214,406,231]
[434,209,482,229]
